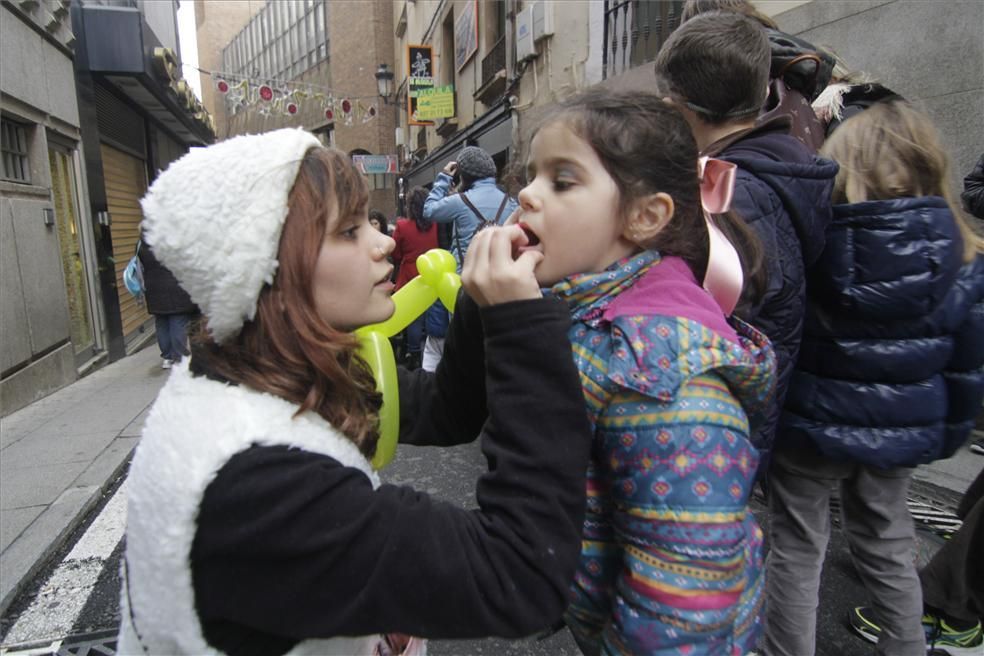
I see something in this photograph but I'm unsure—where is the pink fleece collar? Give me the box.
[602,256,739,343]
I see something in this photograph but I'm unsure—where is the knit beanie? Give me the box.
[456,146,496,180]
[140,128,321,343]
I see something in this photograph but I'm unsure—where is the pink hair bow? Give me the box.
[698,156,743,316]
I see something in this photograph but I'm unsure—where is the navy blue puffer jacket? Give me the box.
[718,122,839,459]
[781,197,984,468]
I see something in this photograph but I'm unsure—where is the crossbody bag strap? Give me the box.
[461,192,511,227]
[459,192,486,223]
[492,193,510,224]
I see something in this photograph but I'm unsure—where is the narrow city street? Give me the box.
[0,439,963,656]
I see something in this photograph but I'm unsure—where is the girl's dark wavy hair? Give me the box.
[190,147,382,458]
[539,89,765,306]
[406,186,432,231]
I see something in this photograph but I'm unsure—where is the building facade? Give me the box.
[195,0,398,216]
[396,0,982,199]
[2,0,99,414]
[0,0,213,416]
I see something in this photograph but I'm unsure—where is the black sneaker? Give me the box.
[850,606,983,655]
[970,438,984,455]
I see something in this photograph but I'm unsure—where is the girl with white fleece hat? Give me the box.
[119,128,592,655]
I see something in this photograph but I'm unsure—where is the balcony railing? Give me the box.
[481,35,507,88]
[603,0,683,80]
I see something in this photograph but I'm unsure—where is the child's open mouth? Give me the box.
[515,222,542,260]
[518,222,540,246]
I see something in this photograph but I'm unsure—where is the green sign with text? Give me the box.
[414,85,456,120]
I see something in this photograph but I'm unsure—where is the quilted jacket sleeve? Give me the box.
[941,256,984,457]
[729,173,801,462]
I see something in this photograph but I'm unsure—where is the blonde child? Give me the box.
[510,89,776,655]
[768,100,984,656]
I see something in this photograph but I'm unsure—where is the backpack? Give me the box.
[759,30,834,154]
[123,240,145,301]
[453,192,512,265]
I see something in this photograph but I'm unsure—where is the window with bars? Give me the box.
[1,118,31,184]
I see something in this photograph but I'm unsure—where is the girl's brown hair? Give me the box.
[191,148,382,457]
[540,89,766,305]
[821,100,984,263]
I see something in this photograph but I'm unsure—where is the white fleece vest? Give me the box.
[118,361,383,655]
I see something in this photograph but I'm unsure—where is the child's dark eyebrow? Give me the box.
[527,157,584,179]
[543,157,585,174]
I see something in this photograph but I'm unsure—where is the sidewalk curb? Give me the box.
[0,445,136,617]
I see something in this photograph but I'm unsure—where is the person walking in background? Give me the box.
[653,11,838,474]
[120,129,595,654]
[766,100,984,656]
[514,89,775,655]
[137,233,197,369]
[391,187,437,369]
[368,209,389,235]
[424,146,517,270]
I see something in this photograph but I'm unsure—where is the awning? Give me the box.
[76,4,214,146]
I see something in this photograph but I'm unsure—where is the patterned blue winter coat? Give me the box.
[781,196,984,467]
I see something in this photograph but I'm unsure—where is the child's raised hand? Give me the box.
[462,225,543,306]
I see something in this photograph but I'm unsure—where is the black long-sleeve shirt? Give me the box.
[191,297,592,655]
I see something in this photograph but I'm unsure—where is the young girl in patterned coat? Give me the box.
[510,89,776,655]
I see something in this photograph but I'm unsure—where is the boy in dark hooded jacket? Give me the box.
[654,11,837,468]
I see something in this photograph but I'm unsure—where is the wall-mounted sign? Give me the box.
[415,85,456,120]
[455,0,478,72]
[152,47,212,134]
[352,155,399,174]
[407,44,435,126]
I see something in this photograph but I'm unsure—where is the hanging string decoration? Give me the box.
[340,98,353,125]
[186,64,379,127]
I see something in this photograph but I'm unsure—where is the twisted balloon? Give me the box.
[355,249,460,469]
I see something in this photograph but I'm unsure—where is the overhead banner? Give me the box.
[415,85,455,120]
[407,44,435,126]
[352,155,399,174]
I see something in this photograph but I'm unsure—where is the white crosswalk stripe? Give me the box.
[1,481,127,650]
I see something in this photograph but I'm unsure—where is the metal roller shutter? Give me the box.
[101,144,152,342]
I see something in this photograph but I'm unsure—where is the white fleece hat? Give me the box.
[141,128,321,343]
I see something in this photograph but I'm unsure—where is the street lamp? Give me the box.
[375,63,395,104]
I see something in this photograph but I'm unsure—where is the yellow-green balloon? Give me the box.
[356,249,460,469]
[356,331,399,469]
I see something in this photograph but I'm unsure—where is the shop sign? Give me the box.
[353,155,399,174]
[152,47,212,134]
[415,85,456,120]
[407,45,435,126]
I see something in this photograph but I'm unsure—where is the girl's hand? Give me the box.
[462,225,543,306]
